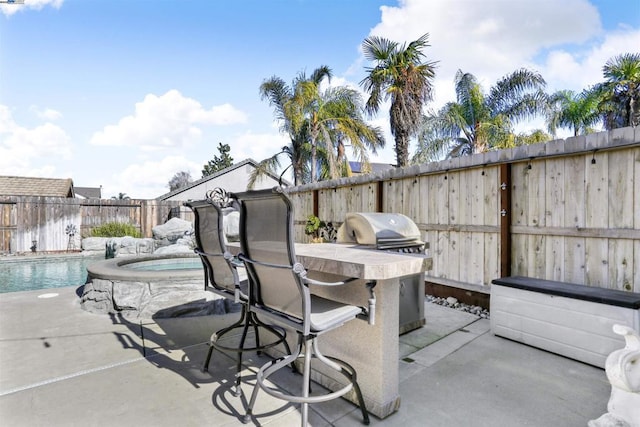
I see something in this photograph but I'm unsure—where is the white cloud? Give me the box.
[89,89,248,150]
[0,104,71,176]
[0,0,63,17]
[542,27,640,92]
[29,105,63,121]
[230,130,290,163]
[102,155,202,199]
[372,0,600,77]
[365,0,606,109]
[100,130,291,199]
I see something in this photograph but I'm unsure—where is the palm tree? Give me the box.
[294,84,385,182]
[360,33,437,167]
[591,53,640,129]
[258,67,331,185]
[253,66,384,186]
[111,192,130,200]
[247,145,306,189]
[413,68,547,162]
[546,89,601,136]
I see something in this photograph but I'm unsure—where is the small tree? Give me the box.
[168,171,193,191]
[202,143,234,177]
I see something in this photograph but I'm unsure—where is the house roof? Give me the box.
[348,161,395,174]
[156,158,290,200]
[75,186,102,199]
[0,176,75,197]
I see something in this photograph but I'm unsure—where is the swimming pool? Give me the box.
[0,255,103,294]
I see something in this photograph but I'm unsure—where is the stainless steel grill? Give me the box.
[337,212,426,334]
[337,212,425,253]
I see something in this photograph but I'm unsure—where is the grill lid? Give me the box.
[337,212,423,250]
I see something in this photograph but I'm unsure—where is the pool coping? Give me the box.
[0,252,103,264]
[86,253,203,281]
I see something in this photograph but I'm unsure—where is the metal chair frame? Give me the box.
[232,187,371,426]
[185,198,293,396]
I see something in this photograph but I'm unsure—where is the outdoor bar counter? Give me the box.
[230,242,432,419]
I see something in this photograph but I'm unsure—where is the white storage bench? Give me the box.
[490,276,640,368]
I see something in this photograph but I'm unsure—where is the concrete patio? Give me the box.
[0,285,610,426]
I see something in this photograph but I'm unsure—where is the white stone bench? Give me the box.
[490,276,640,368]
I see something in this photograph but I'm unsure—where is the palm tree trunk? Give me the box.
[395,133,409,167]
[310,136,318,183]
[629,96,637,127]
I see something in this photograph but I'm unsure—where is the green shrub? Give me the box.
[91,222,141,238]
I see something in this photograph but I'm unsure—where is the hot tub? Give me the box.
[80,253,234,319]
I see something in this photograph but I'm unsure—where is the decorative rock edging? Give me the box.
[80,254,240,319]
[426,294,490,319]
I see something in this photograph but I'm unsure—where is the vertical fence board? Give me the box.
[512,163,528,227]
[585,237,609,286]
[564,237,586,284]
[459,231,472,284]
[546,237,564,281]
[608,239,633,291]
[564,156,586,228]
[483,231,499,286]
[484,167,499,227]
[317,189,332,223]
[635,147,640,230]
[634,239,640,293]
[545,158,565,227]
[470,232,484,286]
[361,183,376,212]
[608,150,634,228]
[384,179,403,213]
[404,178,420,222]
[545,158,565,280]
[528,235,546,278]
[586,151,608,228]
[459,169,474,226]
[512,234,527,275]
[448,172,459,226]
[528,160,546,228]
[427,174,445,225]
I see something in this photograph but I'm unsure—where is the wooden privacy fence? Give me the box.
[0,198,182,254]
[286,126,640,294]
[2,127,637,295]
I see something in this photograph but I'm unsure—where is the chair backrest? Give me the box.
[233,187,308,324]
[185,199,237,295]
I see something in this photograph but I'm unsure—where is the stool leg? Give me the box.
[301,337,313,427]
[253,314,297,373]
[251,312,262,355]
[312,339,370,425]
[243,335,303,424]
[202,307,246,372]
[233,311,252,397]
[202,342,214,373]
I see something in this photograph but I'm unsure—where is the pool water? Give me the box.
[0,256,103,294]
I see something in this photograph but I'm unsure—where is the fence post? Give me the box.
[499,163,512,277]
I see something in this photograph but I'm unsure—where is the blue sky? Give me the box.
[1,0,639,199]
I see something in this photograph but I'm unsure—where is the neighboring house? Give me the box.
[157,159,289,202]
[75,186,102,199]
[348,161,395,175]
[0,176,75,197]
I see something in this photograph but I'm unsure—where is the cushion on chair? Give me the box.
[309,295,362,332]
